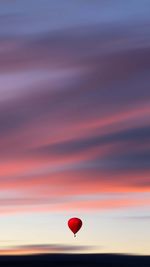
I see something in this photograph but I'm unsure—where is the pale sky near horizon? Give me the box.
[0,0,150,255]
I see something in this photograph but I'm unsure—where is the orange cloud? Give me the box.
[0,195,149,216]
[0,244,93,255]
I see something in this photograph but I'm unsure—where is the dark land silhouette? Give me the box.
[0,253,149,267]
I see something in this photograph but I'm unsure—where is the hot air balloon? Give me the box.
[68,217,82,237]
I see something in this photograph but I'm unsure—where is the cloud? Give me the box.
[0,8,150,216]
[0,192,149,215]
[0,24,150,144]
[121,216,150,220]
[32,125,150,159]
[0,243,96,255]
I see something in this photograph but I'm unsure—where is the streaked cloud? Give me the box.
[0,0,149,217]
[0,243,95,255]
[122,216,150,220]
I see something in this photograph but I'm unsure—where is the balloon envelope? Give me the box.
[68,217,82,236]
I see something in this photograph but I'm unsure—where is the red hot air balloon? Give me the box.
[68,217,82,237]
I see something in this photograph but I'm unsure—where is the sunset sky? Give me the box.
[0,0,150,255]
